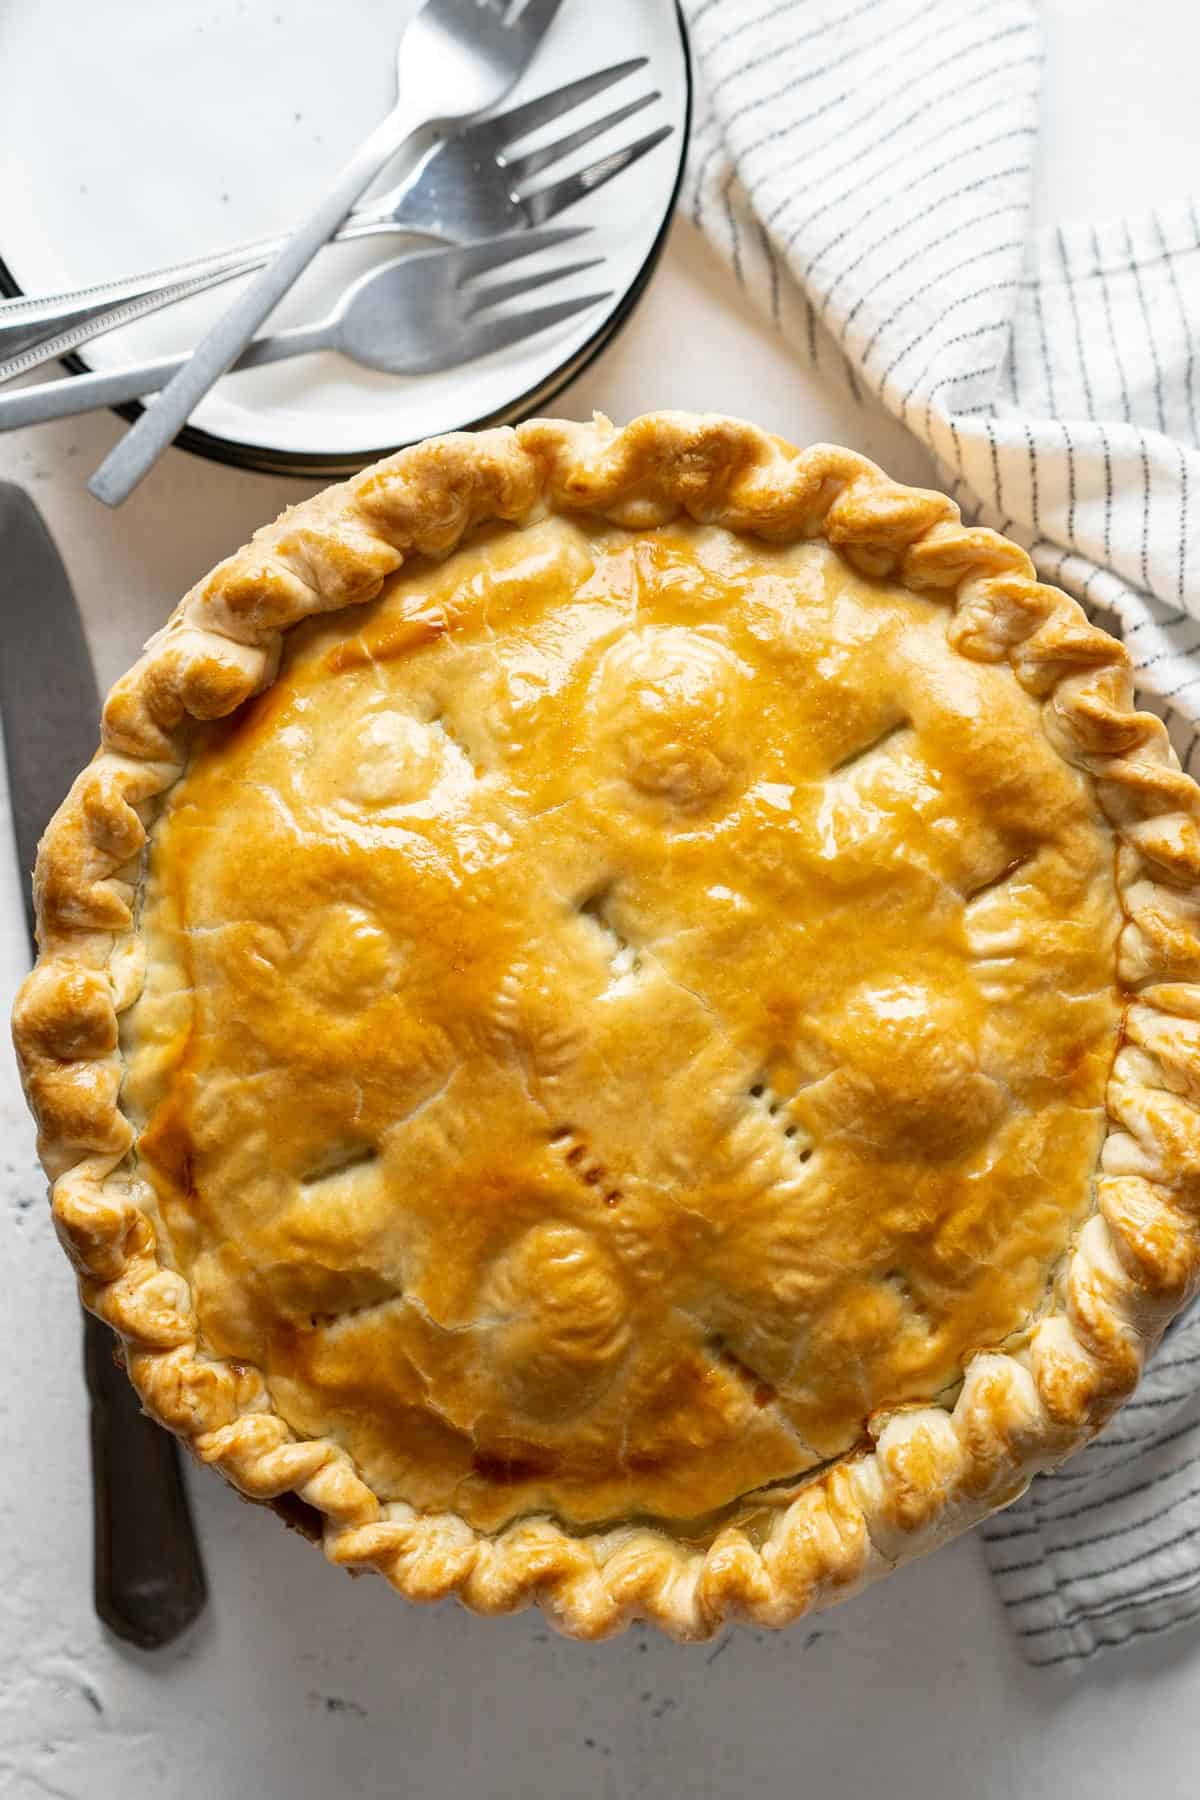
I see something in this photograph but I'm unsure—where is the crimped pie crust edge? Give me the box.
[13,410,1200,1641]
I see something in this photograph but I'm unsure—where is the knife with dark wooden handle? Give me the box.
[0,482,207,1648]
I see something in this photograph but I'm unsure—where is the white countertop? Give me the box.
[4,4,1200,1794]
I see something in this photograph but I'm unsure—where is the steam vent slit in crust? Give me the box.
[14,412,1200,1641]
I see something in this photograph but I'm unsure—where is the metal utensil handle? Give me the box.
[0,243,284,344]
[0,210,413,384]
[0,265,265,387]
[84,1310,207,1648]
[87,104,419,504]
[0,320,332,431]
[0,475,208,1647]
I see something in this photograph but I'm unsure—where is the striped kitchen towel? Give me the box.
[680,0,1200,1667]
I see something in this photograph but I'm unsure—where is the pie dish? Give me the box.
[14,411,1200,1641]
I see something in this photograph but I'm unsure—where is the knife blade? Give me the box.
[0,482,207,1648]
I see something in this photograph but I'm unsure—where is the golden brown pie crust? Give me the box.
[14,412,1200,1640]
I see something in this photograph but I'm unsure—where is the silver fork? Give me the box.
[0,231,610,434]
[89,0,572,504]
[0,59,666,384]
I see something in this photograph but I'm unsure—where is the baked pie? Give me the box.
[15,412,1200,1640]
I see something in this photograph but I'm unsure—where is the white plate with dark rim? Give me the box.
[0,0,690,476]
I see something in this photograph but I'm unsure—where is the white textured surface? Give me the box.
[4,3,1200,1793]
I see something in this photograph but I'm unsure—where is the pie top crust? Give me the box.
[14,412,1200,1640]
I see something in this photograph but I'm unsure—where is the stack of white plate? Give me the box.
[0,0,690,474]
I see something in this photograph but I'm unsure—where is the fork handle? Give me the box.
[0,263,268,387]
[0,208,430,386]
[0,320,334,432]
[88,104,423,504]
[0,242,290,338]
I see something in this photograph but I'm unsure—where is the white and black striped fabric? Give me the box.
[984,1309,1200,1668]
[680,0,1200,1667]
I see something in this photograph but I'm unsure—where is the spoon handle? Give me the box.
[87,103,420,505]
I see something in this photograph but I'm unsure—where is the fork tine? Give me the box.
[501,92,661,186]
[466,291,613,363]
[449,226,591,281]
[519,125,674,229]
[464,258,605,317]
[467,58,648,153]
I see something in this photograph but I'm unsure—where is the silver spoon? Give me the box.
[0,231,609,433]
[0,59,663,384]
[88,0,564,504]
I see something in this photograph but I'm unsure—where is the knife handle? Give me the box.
[83,1309,207,1648]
